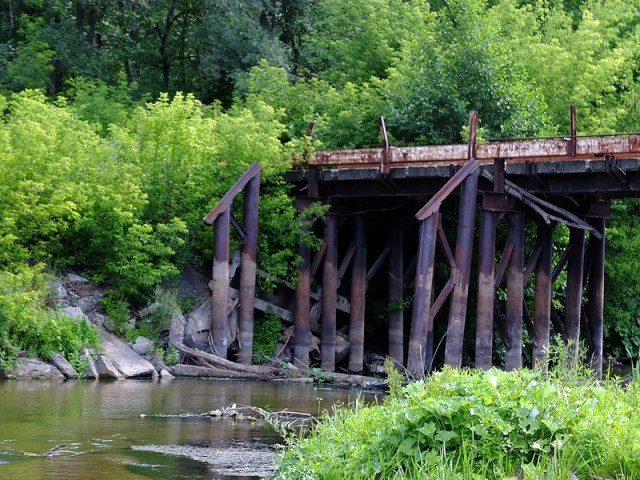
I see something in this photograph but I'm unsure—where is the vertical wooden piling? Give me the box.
[407,213,439,377]
[565,227,585,358]
[321,213,338,372]
[349,215,367,373]
[211,208,231,358]
[587,217,605,378]
[445,111,480,368]
[293,199,312,369]
[388,218,404,365]
[475,209,497,370]
[444,169,480,367]
[237,175,260,365]
[533,221,553,368]
[505,213,525,371]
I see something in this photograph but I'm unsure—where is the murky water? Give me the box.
[0,378,380,480]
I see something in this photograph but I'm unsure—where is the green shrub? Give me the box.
[137,287,181,341]
[275,367,640,479]
[0,265,100,370]
[252,308,282,364]
[100,291,132,337]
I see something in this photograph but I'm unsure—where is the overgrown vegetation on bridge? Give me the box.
[2,0,640,364]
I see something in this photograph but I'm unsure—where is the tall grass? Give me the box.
[273,354,640,479]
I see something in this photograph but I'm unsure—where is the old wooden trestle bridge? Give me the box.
[205,109,640,379]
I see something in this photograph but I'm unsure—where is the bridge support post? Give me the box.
[565,227,585,358]
[533,221,553,369]
[211,208,231,358]
[321,213,339,372]
[237,175,260,364]
[293,199,312,369]
[505,213,525,370]
[587,217,605,378]
[475,209,497,370]
[388,218,405,366]
[349,214,367,373]
[407,213,439,377]
[444,168,480,368]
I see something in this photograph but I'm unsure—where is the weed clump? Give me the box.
[274,358,640,479]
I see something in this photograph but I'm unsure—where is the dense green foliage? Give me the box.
[0,265,100,371]
[1,0,640,361]
[275,365,640,478]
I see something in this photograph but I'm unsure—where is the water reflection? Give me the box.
[0,378,380,479]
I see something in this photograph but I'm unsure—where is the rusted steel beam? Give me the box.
[565,227,585,358]
[437,219,456,269]
[204,163,263,224]
[237,174,261,365]
[475,209,497,370]
[388,218,404,365]
[482,192,516,212]
[494,241,514,289]
[569,105,577,156]
[338,242,356,281]
[415,159,481,220]
[349,215,367,373]
[587,217,605,378]
[211,208,231,358]
[407,213,439,378]
[379,117,391,175]
[505,213,525,371]
[430,278,455,322]
[309,134,640,169]
[533,222,553,369]
[494,158,505,193]
[552,243,573,283]
[321,214,339,372]
[366,245,391,282]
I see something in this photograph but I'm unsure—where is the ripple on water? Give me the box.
[131,441,278,478]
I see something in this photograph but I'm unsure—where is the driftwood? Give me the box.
[172,364,275,381]
[204,403,313,428]
[170,340,292,378]
[171,340,387,388]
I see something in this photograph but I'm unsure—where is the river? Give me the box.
[0,378,380,480]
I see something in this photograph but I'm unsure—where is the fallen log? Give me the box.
[170,340,293,378]
[171,340,387,388]
[172,364,275,381]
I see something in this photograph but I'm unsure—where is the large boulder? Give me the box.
[50,352,79,379]
[184,300,212,350]
[59,306,86,321]
[98,328,155,378]
[94,354,125,379]
[132,336,155,356]
[11,358,65,380]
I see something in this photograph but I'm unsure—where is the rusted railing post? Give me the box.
[388,217,404,365]
[565,227,585,358]
[348,214,367,373]
[237,174,261,365]
[587,217,605,378]
[407,212,439,378]
[445,111,480,368]
[321,213,338,372]
[533,221,553,369]
[475,209,497,370]
[505,213,525,371]
[211,208,231,358]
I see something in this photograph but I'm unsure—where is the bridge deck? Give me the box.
[288,134,640,198]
